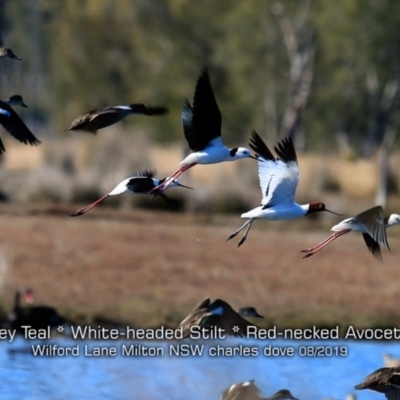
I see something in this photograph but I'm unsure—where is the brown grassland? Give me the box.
[0,202,399,332]
[0,134,400,332]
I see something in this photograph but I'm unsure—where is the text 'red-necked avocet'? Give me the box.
[301,206,400,260]
[69,170,192,217]
[151,69,257,195]
[0,47,22,60]
[227,131,342,246]
[0,95,41,154]
[65,103,167,133]
[178,297,263,339]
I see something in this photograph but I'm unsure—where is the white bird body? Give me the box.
[108,176,165,196]
[178,137,251,166]
[331,214,400,233]
[302,206,400,260]
[331,218,369,233]
[241,203,309,220]
[152,69,256,194]
[228,131,339,246]
[108,178,134,196]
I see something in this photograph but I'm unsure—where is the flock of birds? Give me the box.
[2,46,400,400]
[1,47,400,258]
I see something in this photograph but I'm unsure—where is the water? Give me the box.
[0,336,398,400]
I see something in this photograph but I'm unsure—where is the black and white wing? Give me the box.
[356,206,389,250]
[249,131,299,208]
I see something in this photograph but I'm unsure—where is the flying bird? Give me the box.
[0,95,41,153]
[0,47,22,60]
[178,297,263,338]
[65,103,167,133]
[227,131,342,246]
[70,170,192,217]
[151,69,257,195]
[355,366,400,400]
[301,206,400,260]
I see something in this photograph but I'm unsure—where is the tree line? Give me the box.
[1,0,399,156]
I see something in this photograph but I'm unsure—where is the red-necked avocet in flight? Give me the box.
[69,170,192,217]
[0,95,41,154]
[150,69,257,195]
[227,131,342,247]
[301,205,400,260]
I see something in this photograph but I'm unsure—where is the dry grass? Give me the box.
[0,133,400,330]
[1,130,399,210]
[0,202,400,331]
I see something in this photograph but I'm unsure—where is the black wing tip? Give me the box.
[249,130,275,161]
[182,98,192,109]
[137,169,155,178]
[196,67,212,89]
[362,233,383,261]
[274,137,297,163]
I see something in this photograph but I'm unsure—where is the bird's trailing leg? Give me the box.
[70,194,110,217]
[238,219,254,247]
[301,229,351,258]
[150,163,196,198]
[227,219,254,247]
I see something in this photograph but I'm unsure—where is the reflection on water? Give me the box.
[0,337,399,400]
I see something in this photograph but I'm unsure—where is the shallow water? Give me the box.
[0,336,398,400]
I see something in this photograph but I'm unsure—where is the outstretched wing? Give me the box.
[362,233,382,261]
[0,101,40,152]
[186,69,222,151]
[356,206,389,250]
[249,131,299,207]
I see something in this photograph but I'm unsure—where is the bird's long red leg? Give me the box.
[150,163,196,197]
[301,229,351,258]
[70,194,110,217]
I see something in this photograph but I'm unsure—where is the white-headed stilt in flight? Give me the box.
[151,69,257,195]
[70,170,192,217]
